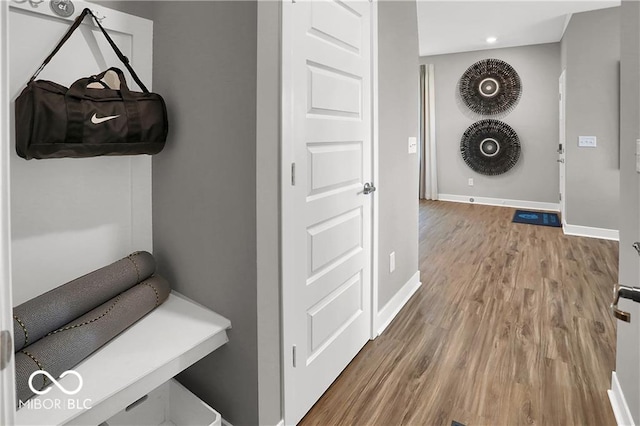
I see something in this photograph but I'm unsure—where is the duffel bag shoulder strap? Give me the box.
[29,8,149,94]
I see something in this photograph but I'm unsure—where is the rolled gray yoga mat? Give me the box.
[13,251,155,352]
[15,275,170,405]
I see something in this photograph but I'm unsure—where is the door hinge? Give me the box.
[559,193,562,201]
[0,330,12,371]
[291,163,296,186]
[292,344,297,368]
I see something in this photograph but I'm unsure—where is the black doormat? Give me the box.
[512,210,561,228]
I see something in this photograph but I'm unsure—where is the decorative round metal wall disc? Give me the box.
[458,59,522,116]
[460,120,520,175]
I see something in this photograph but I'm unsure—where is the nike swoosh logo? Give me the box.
[91,113,121,124]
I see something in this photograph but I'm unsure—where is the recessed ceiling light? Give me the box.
[486,37,497,44]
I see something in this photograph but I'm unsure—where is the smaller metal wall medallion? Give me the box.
[50,0,74,17]
[460,120,520,176]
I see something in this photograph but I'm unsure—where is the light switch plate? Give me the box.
[408,137,417,154]
[578,136,597,148]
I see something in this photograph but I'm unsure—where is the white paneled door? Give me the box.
[282,0,373,424]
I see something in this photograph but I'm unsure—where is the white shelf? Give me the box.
[14,291,231,426]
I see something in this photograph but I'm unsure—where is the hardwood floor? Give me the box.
[300,200,618,426]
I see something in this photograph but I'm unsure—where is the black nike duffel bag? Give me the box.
[15,8,168,160]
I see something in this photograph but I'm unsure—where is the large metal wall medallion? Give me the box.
[458,59,522,116]
[460,119,520,175]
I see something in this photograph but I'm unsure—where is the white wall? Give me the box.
[421,43,561,205]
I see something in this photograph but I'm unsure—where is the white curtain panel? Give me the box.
[419,64,438,200]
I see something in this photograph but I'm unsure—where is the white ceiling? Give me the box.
[417,1,621,57]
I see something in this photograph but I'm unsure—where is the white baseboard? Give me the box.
[376,271,421,336]
[609,372,636,426]
[437,194,559,212]
[563,223,619,241]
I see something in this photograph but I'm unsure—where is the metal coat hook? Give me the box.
[90,9,106,22]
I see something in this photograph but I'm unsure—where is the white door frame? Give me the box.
[370,0,380,339]
[559,69,567,225]
[279,0,379,421]
[0,1,16,423]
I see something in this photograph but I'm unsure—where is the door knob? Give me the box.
[611,283,640,322]
[363,182,376,195]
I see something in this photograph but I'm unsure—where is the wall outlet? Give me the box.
[389,252,395,273]
[578,136,597,148]
[408,137,417,154]
[468,178,474,186]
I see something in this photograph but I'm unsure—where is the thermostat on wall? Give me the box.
[578,136,597,148]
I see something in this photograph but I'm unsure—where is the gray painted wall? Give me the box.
[617,1,640,422]
[377,1,420,309]
[89,1,153,20]
[93,2,282,424]
[256,2,282,425]
[421,44,561,204]
[150,3,260,425]
[561,7,620,230]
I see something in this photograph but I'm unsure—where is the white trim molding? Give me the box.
[275,421,284,426]
[370,0,380,341]
[609,372,636,426]
[563,223,619,241]
[438,194,560,212]
[0,2,16,423]
[376,271,421,336]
